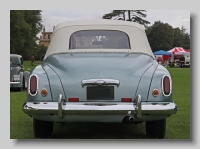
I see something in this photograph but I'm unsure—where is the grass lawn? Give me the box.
[10,61,190,139]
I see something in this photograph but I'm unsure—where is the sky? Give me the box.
[39,10,190,36]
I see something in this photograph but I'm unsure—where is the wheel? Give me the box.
[146,119,166,139]
[33,118,53,138]
[22,77,25,90]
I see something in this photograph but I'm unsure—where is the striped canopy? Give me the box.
[168,47,190,55]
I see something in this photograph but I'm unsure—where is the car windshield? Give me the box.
[69,30,130,49]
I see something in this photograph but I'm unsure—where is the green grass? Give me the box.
[23,60,42,72]
[10,62,190,139]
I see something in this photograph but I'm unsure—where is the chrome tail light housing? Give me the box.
[28,74,39,96]
[162,75,172,97]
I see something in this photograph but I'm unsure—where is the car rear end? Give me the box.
[22,20,178,138]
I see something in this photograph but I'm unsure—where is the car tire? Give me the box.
[33,118,53,138]
[22,77,25,90]
[17,75,24,91]
[145,119,166,139]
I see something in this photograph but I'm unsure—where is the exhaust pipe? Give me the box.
[129,116,134,122]
[122,116,134,123]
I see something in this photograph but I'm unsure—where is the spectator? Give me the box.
[157,57,162,64]
[169,56,174,68]
[180,54,185,67]
[31,55,35,66]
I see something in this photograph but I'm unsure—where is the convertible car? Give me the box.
[22,19,178,139]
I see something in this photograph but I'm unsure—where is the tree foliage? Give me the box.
[172,26,190,49]
[34,44,47,60]
[10,10,43,60]
[102,10,150,27]
[145,21,190,52]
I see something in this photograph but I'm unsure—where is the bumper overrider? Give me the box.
[22,94,178,119]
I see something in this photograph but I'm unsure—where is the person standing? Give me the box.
[31,55,35,66]
[169,56,174,68]
[180,54,185,67]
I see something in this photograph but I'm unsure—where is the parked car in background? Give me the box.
[10,54,30,91]
[184,55,190,67]
[22,19,178,139]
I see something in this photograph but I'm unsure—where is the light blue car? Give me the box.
[22,19,178,139]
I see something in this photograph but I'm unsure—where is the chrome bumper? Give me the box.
[22,94,178,119]
[10,82,20,85]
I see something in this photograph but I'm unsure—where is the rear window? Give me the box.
[69,30,130,49]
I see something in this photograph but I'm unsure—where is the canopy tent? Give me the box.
[154,50,171,55]
[167,47,190,56]
[154,50,171,61]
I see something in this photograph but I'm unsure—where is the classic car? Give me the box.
[10,54,30,91]
[22,19,178,139]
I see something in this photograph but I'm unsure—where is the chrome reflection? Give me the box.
[81,78,120,87]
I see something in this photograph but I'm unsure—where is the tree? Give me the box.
[102,10,150,28]
[10,10,43,60]
[146,21,174,52]
[35,44,47,60]
[172,26,190,49]
[172,27,183,47]
[182,32,190,49]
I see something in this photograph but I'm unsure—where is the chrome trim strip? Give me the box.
[22,102,178,116]
[58,94,63,119]
[161,75,172,97]
[28,74,39,96]
[81,79,120,87]
[10,82,20,84]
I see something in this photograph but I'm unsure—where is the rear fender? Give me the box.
[147,65,172,102]
[135,60,158,101]
[27,65,53,102]
[42,64,66,102]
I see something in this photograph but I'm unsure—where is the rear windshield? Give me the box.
[69,30,130,49]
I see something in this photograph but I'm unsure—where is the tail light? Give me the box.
[121,98,132,102]
[69,98,79,102]
[162,75,171,96]
[29,74,38,96]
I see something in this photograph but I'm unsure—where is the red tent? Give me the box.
[167,47,190,56]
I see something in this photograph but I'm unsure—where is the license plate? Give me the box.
[87,86,114,100]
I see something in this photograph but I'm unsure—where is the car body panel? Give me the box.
[41,53,155,102]
[147,64,173,102]
[27,65,52,102]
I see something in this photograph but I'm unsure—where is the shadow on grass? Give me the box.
[48,122,147,139]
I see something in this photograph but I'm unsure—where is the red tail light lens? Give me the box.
[121,98,132,102]
[69,98,79,102]
[29,75,38,96]
[162,75,171,96]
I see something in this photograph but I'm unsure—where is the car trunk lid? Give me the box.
[43,53,155,102]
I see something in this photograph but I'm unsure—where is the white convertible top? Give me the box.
[44,19,154,59]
